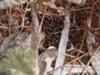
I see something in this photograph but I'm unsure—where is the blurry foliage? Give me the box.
[0,46,37,75]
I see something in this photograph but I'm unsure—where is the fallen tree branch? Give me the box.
[53,6,71,75]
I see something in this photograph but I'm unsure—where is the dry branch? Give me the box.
[62,64,94,75]
[30,3,39,32]
[53,6,70,75]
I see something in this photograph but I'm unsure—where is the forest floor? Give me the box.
[0,0,100,75]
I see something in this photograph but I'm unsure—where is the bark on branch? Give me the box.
[53,6,71,75]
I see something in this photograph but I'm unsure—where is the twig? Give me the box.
[51,52,89,73]
[38,11,45,32]
[20,2,30,32]
[30,3,39,32]
[82,46,100,75]
[53,5,71,75]
[78,59,94,75]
